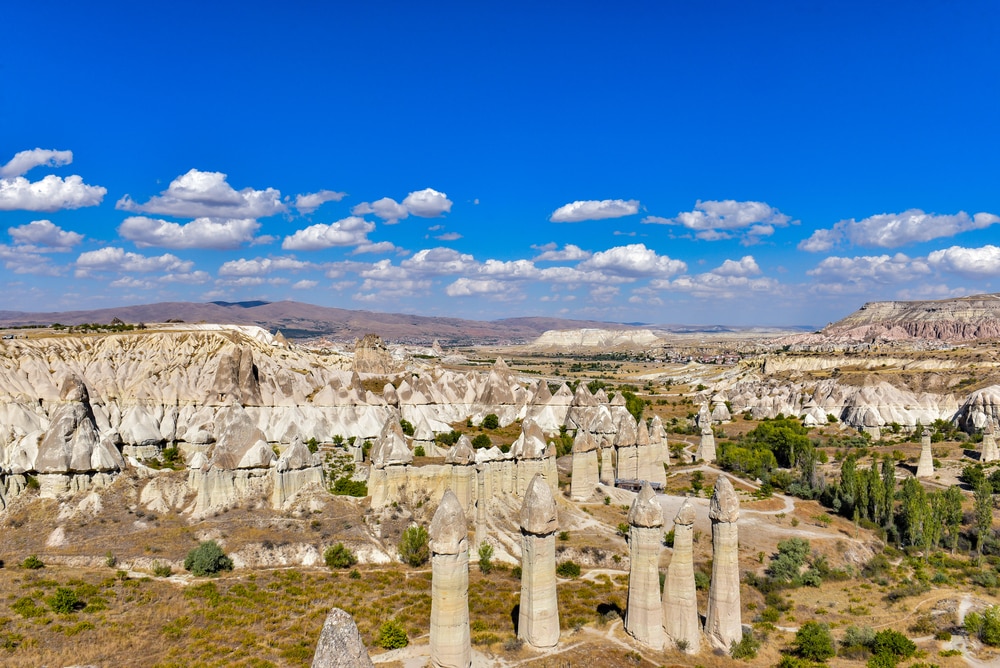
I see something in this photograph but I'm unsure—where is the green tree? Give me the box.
[940,485,964,553]
[324,543,357,569]
[377,620,408,649]
[184,540,233,576]
[399,419,415,436]
[620,389,646,423]
[46,587,82,614]
[471,434,491,449]
[899,478,928,548]
[974,480,993,558]
[793,621,835,662]
[399,526,430,567]
[767,537,811,583]
[481,414,499,429]
[870,629,916,661]
[477,543,493,574]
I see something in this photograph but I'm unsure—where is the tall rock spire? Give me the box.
[704,476,742,650]
[429,490,472,668]
[625,482,664,649]
[517,474,560,648]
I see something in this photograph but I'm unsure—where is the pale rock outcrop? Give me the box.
[273,436,325,508]
[570,430,599,501]
[650,415,670,468]
[430,490,472,668]
[663,498,700,653]
[369,418,413,510]
[518,474,560,648]
[32,376,125,476]
[615,415,639,480]
[982,423,999,463]
[352,333,396,374]
[474,468,488,549]
[957,385,1000,433]
[311,607,374,668]
[511,419,557,495]
[599,444,615,486]
[916,433,934,478]
[565,384,598,431]
[696,425,716,463]
[444,435,476,511]
[625,483,664,649]
[710,395,732,423]
[704,477,742,650]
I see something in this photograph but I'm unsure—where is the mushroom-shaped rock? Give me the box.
[430,489,468,556]
[705,476,742,650]
[445,435,476,466]
[513,419,548,460]
[664,497,700,654]
[625,482,664,649]
[627,482,663,528]
[614,415,638,447]
[519,474,558,536]
[572,430,598,453]
[518,473,560,649]
[709,475,739,523]
[372,418,412,469]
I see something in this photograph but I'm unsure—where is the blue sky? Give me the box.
[2,1,998,326]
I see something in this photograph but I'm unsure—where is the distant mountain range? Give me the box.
[0,300,813,345]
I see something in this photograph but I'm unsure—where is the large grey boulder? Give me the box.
[311,607,373,668]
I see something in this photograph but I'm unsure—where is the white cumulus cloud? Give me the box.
[0,149,74,178]
[713,255,761,277]
[352,197,409,224]
[445,278,523,300]
[799,209,1000,251]
[0,174,107,212]
[806,253,931,283]
[644,200,792,243]
[119,217,262,249]
[281,217,374,250]
[351,241,404,255]
[292,279,318,289]
[402,247,476,275]
[402,188,452,217]
[76,247,193,274]
[8,220,83,251]
[532,243,591,262]
[550,199,639,223]
[116,169,285,219]
[218,256,313,276]
[579,243,686,278]
[926,245,1000,277]
[294,190,347,214]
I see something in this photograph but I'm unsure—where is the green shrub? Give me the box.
[22,555,43,570]
[377,619,408,649]
[11,596,45,618]
[966,606,1000,646]
[152,562,172,577]
[306,437,319,453]
[870,629,916,662]
[482,414,499,430]
[663,529,675,547]
[477,543,493,574]
[694,571,710,590]
[794,621,835,661]
[47,587,82,614]
[413,445,426,457]
[324,543,357,569]
[184,540,233,576]
[555,561,581,578]
[471,434,491,449]
[161,445,182,466]
[730,630,761,660]
[332,476,367,496]
[399,526,429,567]
[399,419,415,436]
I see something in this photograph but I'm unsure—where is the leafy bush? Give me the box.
[22,555,44,570]
[161,445,183,466]
[324,543,357,569]
[152,562,173,577]
[663,529,675,547]
[794,621,835,662]
[477,543,493,574]
[870,629,916,662]
[966,606,1000,646]
[413,445,426,457]
[332,476,367,496]
[306,437,319,453]
[376,619,408,649]
[730,630,761,660]
[399,526,430,567]
[481,414,499,429]
[47,587,83,614]
[12,596,45,618]
[555,561,581,578]
[399,419,415,436]
[184,540,233,576]
[694,571,710,590]
[471,434,491,449]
